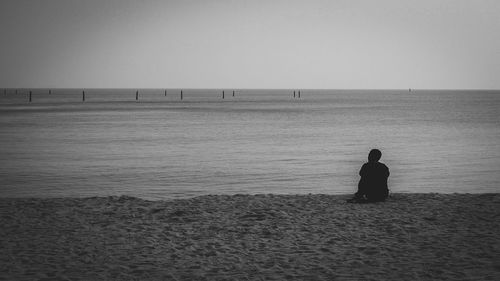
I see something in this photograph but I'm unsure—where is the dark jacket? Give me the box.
[357,161,390,200]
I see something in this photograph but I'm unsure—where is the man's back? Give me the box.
[360,162,389,187]
[359,161,389,200]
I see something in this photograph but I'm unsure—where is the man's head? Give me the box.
[368,149,382,162]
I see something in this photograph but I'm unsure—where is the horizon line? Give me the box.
[1,87,499,91]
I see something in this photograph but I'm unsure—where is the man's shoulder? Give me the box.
[368,162,389,170]
[377,162,389,169]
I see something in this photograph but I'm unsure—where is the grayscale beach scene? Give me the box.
[1,0,499,280]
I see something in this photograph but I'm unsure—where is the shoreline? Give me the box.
[1,193,499,280]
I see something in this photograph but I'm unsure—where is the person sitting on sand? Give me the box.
[347,149,390,203]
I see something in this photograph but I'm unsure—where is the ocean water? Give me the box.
[0,89,499,199]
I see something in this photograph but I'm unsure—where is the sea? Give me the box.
[0,89,499,200]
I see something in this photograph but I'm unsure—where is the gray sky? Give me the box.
[1,0,499,89]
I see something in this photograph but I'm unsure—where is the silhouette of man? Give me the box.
[348,149,389,203]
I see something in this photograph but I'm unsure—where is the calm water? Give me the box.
[1,89,499,199]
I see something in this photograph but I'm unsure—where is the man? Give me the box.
[347,149,390,203]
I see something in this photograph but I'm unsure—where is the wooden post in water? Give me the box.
[165,89,167,97]
[4,89,6,96]
[15,89,18,95]
[293,91,296,98]
[49,89,51,95]
[29,91,32,102]
[298,90,301,98]
[136,90,139,101]
[82,90,85,102]
[222,90,225,99]
[180,90,183,100]
[232,90,235,97]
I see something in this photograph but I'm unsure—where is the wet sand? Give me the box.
[1,193,499,280]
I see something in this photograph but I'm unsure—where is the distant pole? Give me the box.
[409,88,411,92]
[298,90,301,98]
[29,91,32,102]
[232,90,235,97]
[49,89,51,95]
[136,90,138,101]
[181,90,183,100]
[293,91,296,98]
[165,89,167,97]
[82,90,85,102]
[15,89,18,95]
[222,90,225,99]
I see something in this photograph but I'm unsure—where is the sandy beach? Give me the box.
[1,193,499,280]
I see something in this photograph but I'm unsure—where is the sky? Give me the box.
[0,0,499,89]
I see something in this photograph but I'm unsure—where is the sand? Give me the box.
[1,193,499,280]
